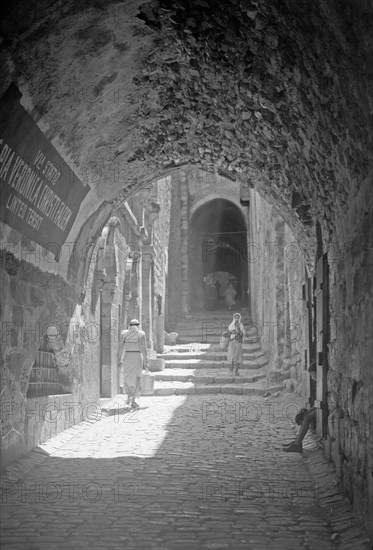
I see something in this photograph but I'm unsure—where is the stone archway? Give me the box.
[189,198,248,312]
[0,0,372,532]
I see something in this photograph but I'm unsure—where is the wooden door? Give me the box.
[99,291,103,396]
[303,273,315,406]
[314,254,329,438]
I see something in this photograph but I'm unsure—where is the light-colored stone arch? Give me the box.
[190,193,245,220]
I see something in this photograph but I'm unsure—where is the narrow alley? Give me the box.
[1,392,370,550]
[1,315,371,549]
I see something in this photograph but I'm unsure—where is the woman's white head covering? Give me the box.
[128,318,140,331]
[228,313,245,332]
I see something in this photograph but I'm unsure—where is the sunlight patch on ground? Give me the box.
[50,395,189,459]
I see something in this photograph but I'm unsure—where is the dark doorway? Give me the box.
[189,199,248,312]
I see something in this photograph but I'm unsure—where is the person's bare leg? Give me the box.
[295,409,316,443]
[131,377,141,408]
[234,363,240,376]
[284,409,316,452]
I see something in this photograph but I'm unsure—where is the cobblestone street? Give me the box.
[1,393,370,550]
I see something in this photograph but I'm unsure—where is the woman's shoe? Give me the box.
[131,401,139,409]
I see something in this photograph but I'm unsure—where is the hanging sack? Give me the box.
[235,333,243,343]
[119,369,124,388]
[140,368,155,396]
[219,334,229,351]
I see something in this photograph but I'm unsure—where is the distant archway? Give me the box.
[189,199,248,312]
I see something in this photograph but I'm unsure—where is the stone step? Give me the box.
[175,326,256,335]
[175,336,260,344]
[159,351,266,361]
[176,317,253,323]
[152,380,282,396]
[162,359,268,370]
[175,314,252,330]
[162,343,262,353]
[175,325,255,332]
[182,309,250,319]
[154,369,266,384]
[176,336,260,344]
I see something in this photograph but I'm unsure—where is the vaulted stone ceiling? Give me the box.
[1,0,372,264]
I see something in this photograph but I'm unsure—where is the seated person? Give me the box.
[283,407,316,453]
[283,362,317,453]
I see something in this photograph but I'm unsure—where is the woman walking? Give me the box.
[227,313,245,376]
[224,281,237,311]
[120,319,148,409]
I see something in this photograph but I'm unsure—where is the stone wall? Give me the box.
[0,237,101,465]
[152,177,172,306]
[165,174,182,331]
[151,176,172,351]
[248,189,306,389]
[0,215,133,465]
[282,223,307,394]
[112,204,143,325]
[325,178,373,533]
[98,218,131,397]
[249,179,373,535]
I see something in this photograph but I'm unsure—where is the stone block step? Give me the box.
[175,325,232,331]
[154,369,266,384]
[175,325,255,333]
[163,343,261,351]
[162,359,268,369]
[175,338,261,346]
[179,310,250,321]
[159,351,266,361]
[176,322,255,330]
[152,381,283,396]
[176,323,255,330]
[174,336,262,345]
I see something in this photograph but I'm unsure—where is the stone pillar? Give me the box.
[180,171,191,318]
[132,254,141,322]
[141,246,154,349]
[155,315,165,353]
[155,293,164,353]
[100,282,117,397]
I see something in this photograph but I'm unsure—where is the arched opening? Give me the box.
[189,198,248,312]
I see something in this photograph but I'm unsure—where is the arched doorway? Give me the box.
[189,199,248,312]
